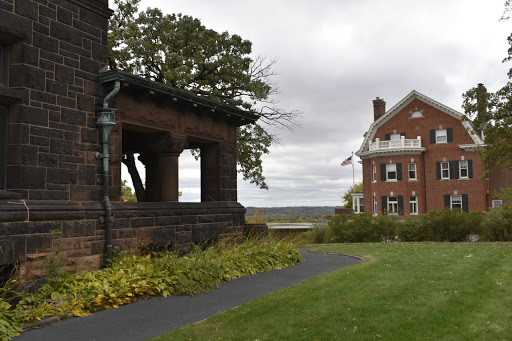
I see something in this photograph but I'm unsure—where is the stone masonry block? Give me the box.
[55,64,75,84]
[0,236,26,264]
[47,168,77,184]
[50,138,73,155]
[14,0,38,21]
[62,220,96,238]
[61,108,86,126]
[50,20,83,46]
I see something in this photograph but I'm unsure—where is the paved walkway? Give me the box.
[14,249,361,341]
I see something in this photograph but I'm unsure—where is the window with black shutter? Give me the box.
[396,163,402,181]
[462,194,469,212]
[398,196,404,215]
[449,161,455,179]
[380,164,386,181]
[468,160,473,178]
[382,196,387,214]
[447,128,453,142]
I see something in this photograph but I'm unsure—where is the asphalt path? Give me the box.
[14,249,361,341]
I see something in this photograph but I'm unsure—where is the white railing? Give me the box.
[368,136,422,151]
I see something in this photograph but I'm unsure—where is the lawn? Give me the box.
[153,243,512,340]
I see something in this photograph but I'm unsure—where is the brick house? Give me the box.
[0,0,257,287]
[355,90,497,217]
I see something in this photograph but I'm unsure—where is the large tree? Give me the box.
[462,2,512,173]
[108,0,300,191]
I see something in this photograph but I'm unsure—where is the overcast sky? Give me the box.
[113,0,511,207]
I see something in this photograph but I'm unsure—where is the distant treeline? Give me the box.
[245,206,338,223]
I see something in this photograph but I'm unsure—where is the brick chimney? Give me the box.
[373,97,386,121]
[476,83,487,119]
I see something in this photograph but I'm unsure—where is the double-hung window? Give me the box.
[386,164,397,181]
[450,195,462,209]
[408,163,417,180]
[435,129,447,143]
[441,162,450,180]
[372,164,377,182]
[387,196,399,215]
[459,160,468,179]
[373,196,378,216]
[410,196,418,215]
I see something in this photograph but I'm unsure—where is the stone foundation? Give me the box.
[0,200,245,288]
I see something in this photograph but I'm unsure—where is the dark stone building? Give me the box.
[0,0,257,286]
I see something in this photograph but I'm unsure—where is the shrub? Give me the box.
[396,209,483,242]
[481,205,512,241]
[305,223,330,244]
[397,216,428,241]
[372,215,399,242]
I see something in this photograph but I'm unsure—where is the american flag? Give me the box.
[341,156,352,166]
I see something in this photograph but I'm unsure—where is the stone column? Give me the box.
[145,135,188,202]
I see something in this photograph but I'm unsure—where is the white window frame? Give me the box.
[436,129,447,144]
[372,164,377,182]
[451,195,462,209]
[387,196,398,215]
[492,200,502,209]
[459,160,468,179]
[390,133,401,141]
[386,163,397,181]
[410,196,418,215]
[352,195,364,214]
[408,163,417,180]
[373,196,378,216]
[441,162,450,180]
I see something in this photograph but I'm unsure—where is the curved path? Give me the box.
[14,249,361,341]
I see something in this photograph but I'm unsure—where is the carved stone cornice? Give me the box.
[149,134,188,155]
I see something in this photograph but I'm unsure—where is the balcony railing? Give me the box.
[368,136,422,151]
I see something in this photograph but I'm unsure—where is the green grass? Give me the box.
[153,243,512,341]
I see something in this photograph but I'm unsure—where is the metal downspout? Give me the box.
[96,81,121,262]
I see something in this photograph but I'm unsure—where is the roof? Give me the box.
[355,90,483,157]
[99,70,259,127]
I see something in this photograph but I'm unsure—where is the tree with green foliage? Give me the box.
[462,2,512,174]
[246,209,266,223]
[109,0,300,190]
[121,180,137,202]
[341,181,363,208]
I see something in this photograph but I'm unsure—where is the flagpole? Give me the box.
[352,151,355,192]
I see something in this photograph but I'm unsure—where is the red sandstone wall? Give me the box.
[4,0,112,201]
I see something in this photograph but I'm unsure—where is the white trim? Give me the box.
[356,90,483,157]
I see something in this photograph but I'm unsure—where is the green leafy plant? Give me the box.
[0,265,22,341]
[13,236,302,325]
